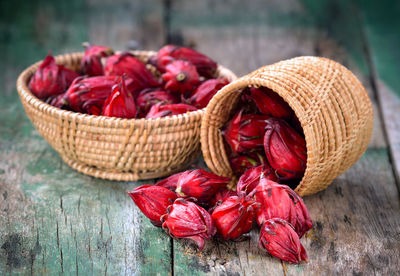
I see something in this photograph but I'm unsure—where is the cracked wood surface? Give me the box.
[0,0,399,275]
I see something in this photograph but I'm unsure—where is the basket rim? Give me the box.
[16,51,236,127]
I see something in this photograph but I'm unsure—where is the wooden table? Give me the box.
[1,0,399,275]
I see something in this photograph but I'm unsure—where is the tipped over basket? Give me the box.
[17,51,237,181]
[201,56,373,196]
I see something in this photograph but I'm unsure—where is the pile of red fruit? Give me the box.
[29,44,229,119]
[127,167,311,264]
[224,87,307,188]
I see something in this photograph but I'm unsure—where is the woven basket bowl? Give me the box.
[201,56,373,196]
[16,51,237,181]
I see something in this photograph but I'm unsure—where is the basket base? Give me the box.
[61,153,200,181]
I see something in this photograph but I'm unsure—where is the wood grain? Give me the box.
[357,0,400,187]
[0,0,172,275]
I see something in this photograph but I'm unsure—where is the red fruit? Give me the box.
[62,75,117,114]
[209,189,237,210]
[259,218,308,264]
[264,118,307,180]
[151,45,217,78]
[161,198,216,250]
[102,76,136,118]
[229,151,268,176]
[222,110,269,154]
[250,177,312,238]
[162,60,200,95]
[250,87,294,119]
[145,103,197,119]
[188,78,229,108]
[174,170,230,203]
[45,93,67,109]
[81,44,114,76]
[104,52,159,94]
[127,185,178,227]
[136,88,177,117]
[236,165,278,195]
[29,55,79,99]
[155,172,185,191]
[211,193,259,240]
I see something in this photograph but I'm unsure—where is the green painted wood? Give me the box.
[356,0,400,187]
[0,0,172,275]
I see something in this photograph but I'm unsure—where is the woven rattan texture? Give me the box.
[201,56,373,196]
[17,51,237,181]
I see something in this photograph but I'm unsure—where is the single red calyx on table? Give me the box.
[29,55,79,99]
[249,87,294,119]
[259,218,308,264]
[104,52,159,95]
[145,103,197,119]
[174,169,231,204]
[222,110,270,154]
[150,45,217,78]
[162,60,200,95]
[161,198,216,250]
[211,192,260,240]
[250,177,312,238]
[127,185,178,227]
[236,165,278,195]
[62,75,117,115]
[264,118,307,180]
[102,76,136,118]
[187,78,229,108]
[81,43,114,76]
[136,88,177,117]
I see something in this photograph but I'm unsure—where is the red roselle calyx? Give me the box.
[236,165,278,195]
[209,189,237,210]
[229,151,268,176]
[249,87,294,119]
[259,218,308,264]
[62,75,117,115]
[188,78,229,109]
[136,88,177,117]
[162,60,200,95]
[250,177,312,238]
[211,193,259,240]
[155,172,185,191]
[174,170,230,204]
[222,110,270,154]
[127,185,178,227]
[45,93,67,109]
[161,198,216,250]
[29,55,79,99]
[102,76,136,118]
[145,103,197,119]
[81,43,114,76]
[264,118,307,180]
[150,45,217,78]
[105,52,159,95]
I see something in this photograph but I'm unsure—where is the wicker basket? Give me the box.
[201,56,373,196]
[17,51,237,181]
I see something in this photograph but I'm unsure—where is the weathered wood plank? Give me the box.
[169,0,400,275]
[85,0,165,51]
[0,0,172,275]
[357,0,400,187]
